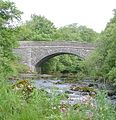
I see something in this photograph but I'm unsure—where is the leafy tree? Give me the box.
[84,10,116,82]
[0,0,22,78]
[77,25,99,42]
[55,23,81,41]
[55,23,98,42]
[19,14,57,41]
[0,0,22,26]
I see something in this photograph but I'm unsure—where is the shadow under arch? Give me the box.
[35,52,84,73]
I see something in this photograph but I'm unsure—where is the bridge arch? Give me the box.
[35,51,84,72]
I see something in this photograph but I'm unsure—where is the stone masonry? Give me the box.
[14,41,95,72]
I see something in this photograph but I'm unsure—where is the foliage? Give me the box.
[0,0,22,26]
[18,14,57,41]
[0,77,21,120]
[56,24,98,42]
[0,0,21,119]
[14,62,31,74]
[19,19,98,42]
[84,10,116,82]
[0,0,22,78]
[78,25,99,42]
[92,92,116,120]
[40,54,83,74]
[55,23,81,41]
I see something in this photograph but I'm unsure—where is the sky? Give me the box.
[11,0,116,32]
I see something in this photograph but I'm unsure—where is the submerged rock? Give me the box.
[54,81,64,84]
[65,90,74,94]
[81,92,89,96]
[88,83,94,87]
[70,85,97,98]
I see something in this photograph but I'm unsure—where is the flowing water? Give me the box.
[34,79,97,105]
[33,78,116,106]
[12,73,116,106]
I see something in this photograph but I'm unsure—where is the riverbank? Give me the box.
[10,72,116,106]
[9,78,116,120]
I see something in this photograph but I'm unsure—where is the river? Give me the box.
[33,77,116,106]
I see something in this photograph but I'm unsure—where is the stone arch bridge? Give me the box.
[14,41,95,72]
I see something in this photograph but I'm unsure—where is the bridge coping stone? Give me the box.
[19,41,95,47]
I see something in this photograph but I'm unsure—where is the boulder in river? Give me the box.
[70,85,96,93]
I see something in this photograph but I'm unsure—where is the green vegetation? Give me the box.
[0,0,22,78]
[56,23,98,42]
[41,54,82,74]
[18,14,57,41]
[18,16,98,42]
[0,0,116,120]
[84,9,116,83]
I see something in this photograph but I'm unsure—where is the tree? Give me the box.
[84,10,116,82]
[77,25,98,42]
[55,23,98,41]
[56,23,81,41]
[0,0,22,78]
[0,0,22,26]
[19,14,57,41]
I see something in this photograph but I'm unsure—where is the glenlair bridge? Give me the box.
[14,41,95,72]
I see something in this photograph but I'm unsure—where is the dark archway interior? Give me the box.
[35,52,82,73]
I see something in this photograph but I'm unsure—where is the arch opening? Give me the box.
[35,52,83,74]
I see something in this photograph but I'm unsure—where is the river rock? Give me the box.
[94,83,99,88]
[89,91,96,97]
[70,85,96,93]
[81,92,89,96]
[88,83,94,87]
[65,90,74,94]
[54,81,63,84]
